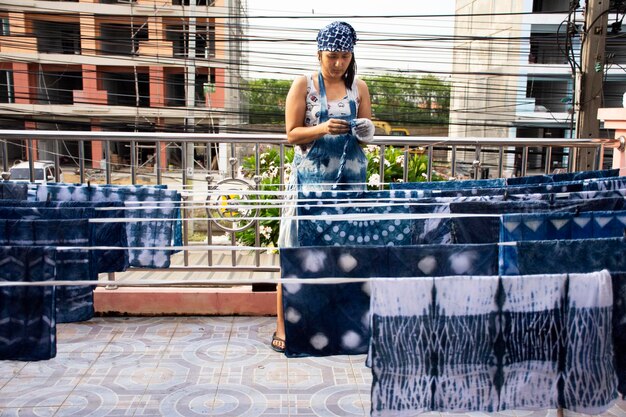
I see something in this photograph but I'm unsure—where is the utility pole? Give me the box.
[185,2,197,179]
[575,0,609,170]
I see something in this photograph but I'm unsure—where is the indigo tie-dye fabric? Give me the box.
[0,181,28,200]
[0,219,95,323]
[369,271,617,415]
[390,169,619,190]
[0,205,128,273]
[506,168,619,185]
[450,197,625,244]
[0,246,57,361]
[500,210,626,242]
[297,190,417,247]
[499,237,626,395]
[279,244,498,357]
[32,183,181,268]
[613,272,626,395]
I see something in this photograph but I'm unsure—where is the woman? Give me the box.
[272,21,375,353]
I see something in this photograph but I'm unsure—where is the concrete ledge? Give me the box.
[94,287,277,316]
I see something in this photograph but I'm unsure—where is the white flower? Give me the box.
[368,173,381,187]
[260,225,273,240]
[384,159,391,167]
[366,145,377,153]
[395,155,404,165]
[421,172,428,178]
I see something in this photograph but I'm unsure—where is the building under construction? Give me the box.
[0,0,247,169]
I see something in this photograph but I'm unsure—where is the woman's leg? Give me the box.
[272,284,286,352]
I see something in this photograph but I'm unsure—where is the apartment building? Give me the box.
[449,0,626,173]
[0,0,246,169]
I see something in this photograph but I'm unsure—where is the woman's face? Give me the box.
[319,50,352,80]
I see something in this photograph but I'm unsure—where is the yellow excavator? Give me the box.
[372,121,410,136]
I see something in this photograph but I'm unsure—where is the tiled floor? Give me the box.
[0,316,625,417]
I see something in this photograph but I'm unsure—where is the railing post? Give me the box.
[155,140,162,185]
[1,138,8,173]
[78,140,85,183]
[27,139,35,182]
[545,147,553,174]
[403,146,409,183]
[497,146,504,178]
[473,145,481,180]
[521,146,528,177]
[568,147,578,173]
[130,140,137,185]
[379,144,386,188]
[54,140,61,182]
[427,146,434,181]
[104,139,112,184]
[450,145,457,178]
[181,141,189,266]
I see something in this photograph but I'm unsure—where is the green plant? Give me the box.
[237,147,294,249]
[236,145,444,248]
[364,145,445,188]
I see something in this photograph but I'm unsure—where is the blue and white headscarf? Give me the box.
[316,21,357,52]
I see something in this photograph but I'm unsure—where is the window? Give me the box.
[166,24,215,58]
[0,70,13,103]
[34,21,81,54]
[0,17,9,36]
[36,71,82,105]
[100,23,148,56]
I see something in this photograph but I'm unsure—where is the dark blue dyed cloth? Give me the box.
[449,198,626,244]
[584,176,626,191]
[32,184,182,268]
[505,168,619,185]
[0,246,57,361]
[500,210,626,242]
[390,177,505,191]
[279,244,498,357]
[369,271,617,414]
[501,238,626,276]
[0,219,95,323]
[499,238,626,397]
[297,190,417,247]
[613,272,626,395]
[0,206,128,273]
[0,181,28,200]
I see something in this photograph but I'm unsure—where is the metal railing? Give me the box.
[0,130,623,283]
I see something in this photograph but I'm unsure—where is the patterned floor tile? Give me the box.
[0,361,27,376]
[308,384,370,417]
[0,407,59,417]
[173,318,233,337]
[4,317,625,417]
[85,353,162,376]
[148,383,220,417]
[210,384,273,417]
[17,351,99,379]
[0,377,80,408]
[53,383,144,417]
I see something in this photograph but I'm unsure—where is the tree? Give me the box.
[363,74,450,125]
[245,74,450,126]
[245,78,291,124]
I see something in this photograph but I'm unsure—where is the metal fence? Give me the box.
[0,130,622,283]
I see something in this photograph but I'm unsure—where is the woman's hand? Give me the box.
[351,118,375,143]
[324,119,350,135]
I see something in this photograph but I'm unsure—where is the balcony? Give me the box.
[1,130,625,415]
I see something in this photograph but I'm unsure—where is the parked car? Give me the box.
[9,160,63,183]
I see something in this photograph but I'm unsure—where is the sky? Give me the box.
[243,0,456,79]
